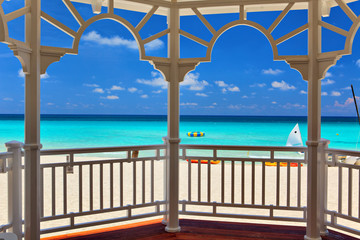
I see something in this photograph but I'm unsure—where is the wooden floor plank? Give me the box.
[44,219,358,240]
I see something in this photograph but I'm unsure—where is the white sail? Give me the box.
[286,123,303,147]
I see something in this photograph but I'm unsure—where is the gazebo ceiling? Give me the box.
[71,0,357,16]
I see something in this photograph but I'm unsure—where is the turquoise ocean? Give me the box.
[0,114,359,153]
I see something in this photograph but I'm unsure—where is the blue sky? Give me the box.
[1,1,360,116]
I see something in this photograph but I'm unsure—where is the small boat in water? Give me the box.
[286,123,303,147]
[266,123,304,167]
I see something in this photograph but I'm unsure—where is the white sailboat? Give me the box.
[286,123,303,147]
[266,124,304,166]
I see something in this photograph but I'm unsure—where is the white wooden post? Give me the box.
[24,0,42,239]
[305,1,322,239]
[165,2,181,232]
[318,139,329,236]
[5,141,23,240]
[162,136,169,225]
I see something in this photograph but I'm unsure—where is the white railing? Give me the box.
[0,152,14,232]
[325,147,360,235]
[1,141,360,238]
[179,144,308,222]
[39,144,167,235]
[0,141,23,239]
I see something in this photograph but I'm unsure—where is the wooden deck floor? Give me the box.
[44,219,358,240]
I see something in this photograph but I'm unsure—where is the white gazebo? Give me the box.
[1,0,360,240]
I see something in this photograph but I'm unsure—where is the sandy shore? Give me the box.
[0,155,359,238]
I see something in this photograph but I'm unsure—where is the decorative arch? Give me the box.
[344,17,360,55]
[71,14,146,59]
[205,20,279,62]
[38,1,169,63]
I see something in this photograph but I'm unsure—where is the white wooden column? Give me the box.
[24,0,42,239]
[165,1,181,232]
[305,0,322,239]
[5,141,23,240]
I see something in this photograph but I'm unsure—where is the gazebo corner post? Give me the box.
[305,0,323,239]
[5,141,24,240]
[24,0,42,239]
[165,1,181,232]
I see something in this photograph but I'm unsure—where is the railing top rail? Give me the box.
[180,144,307,152]
[0,152,13,158]
[326,148,360,157]
[40,144,166,156]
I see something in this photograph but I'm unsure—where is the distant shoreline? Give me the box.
[0,114,358,122]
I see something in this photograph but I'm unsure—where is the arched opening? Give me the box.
[39,19,168,150]
[0,43,26,152]
[321,29,360,150]
[179,25,306,147]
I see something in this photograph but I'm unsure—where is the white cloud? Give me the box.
[182,72,209,91]
[144,39,164,51]
[204,103,217,109]
[47,102,54,105]
[180,102,198,106]
[227,86,240,92]
[322,79,335,85]
[18,69,49,79]
[111,85,124,91]
[271,80,296,90]
[18,69,25,78]
[250,83,266,88]
[325,72,332,78]
[137,72,167,89]
[215,80,240,93]
[84,83,100,87]
[128,87,138,93]
[152,90,162,94]
[93,88,104,93]
[322,92,328,96]
[356,59,360,67]
[138,72,209,91]
[141,94,148,98]
[242,95,248,99]
[334,97,359,107]
[331,91,341,96]
[272,101,277,104]
[83,31,137,49]
[196,93,208,97]
[228,104,257,110]
[138,72,208,91]
[3,97,13,101]
[105,95,119,100]
[262,68,283,75]
[282,103,306,109]
[83,31,163,51]
[41,72,50,79]
[215,81,228,87]
[300,90,307,94]
[341,86,351,90]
